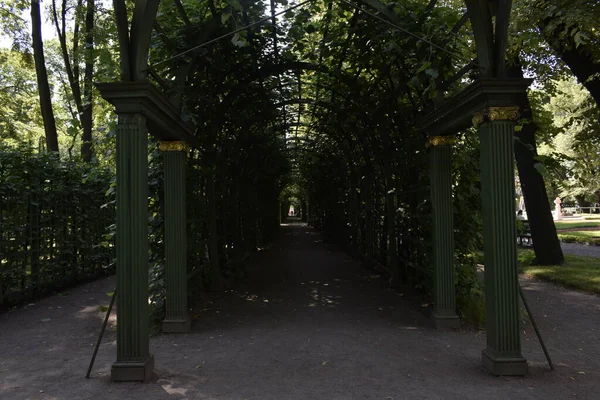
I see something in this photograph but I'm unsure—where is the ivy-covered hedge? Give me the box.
[0,144,115,307]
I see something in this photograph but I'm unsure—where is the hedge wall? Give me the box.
[0,145,115,307]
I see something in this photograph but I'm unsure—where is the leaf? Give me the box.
[231,32,247,47]
[227,0,243,11]
[221,13,231,25]
[305,24,317,34]
[533,162,548,176]
[425,68,439,78]
[416,61,431,74]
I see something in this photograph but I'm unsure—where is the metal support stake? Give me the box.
[519,285,555,370]
[86,289,117,379]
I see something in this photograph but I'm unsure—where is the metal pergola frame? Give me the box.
[97,0,530,382]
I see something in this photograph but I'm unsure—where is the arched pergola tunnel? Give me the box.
[97,0,529,382]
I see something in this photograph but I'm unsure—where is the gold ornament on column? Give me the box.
[426,136,457,148]
[472,106,520,127]
[158,141,188,152]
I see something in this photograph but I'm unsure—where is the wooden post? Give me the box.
[475,106,527,376]
[160,141,190,333]
[95,81,196,382]
[111,112,154,382]
[428,136,460,329]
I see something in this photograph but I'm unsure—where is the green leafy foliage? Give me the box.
[2,0,600,324]
[143,0,503,320]
[0,0,30,51]
[535,78,600,203]
[0,143,114,307]
[0,48,44,144]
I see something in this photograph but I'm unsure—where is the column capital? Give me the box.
[118,113,146,125]
[159,141,188,152]
[472,106,520,128]
[427,136,456,148]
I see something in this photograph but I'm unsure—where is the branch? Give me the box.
[112,0,131,80]
[73,0,84,85]
[174,0,191,27]
[418,0,438,25]
[51,0,83,113]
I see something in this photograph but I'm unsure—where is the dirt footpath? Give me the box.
[1,224,599,399]
[560,242,600,258]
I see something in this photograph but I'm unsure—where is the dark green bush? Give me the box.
[0,144,114,307]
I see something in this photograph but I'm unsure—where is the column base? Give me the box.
[111,355,155,382]
[432,312,460,329]
[162,316,191,333]
[481,348,528,376]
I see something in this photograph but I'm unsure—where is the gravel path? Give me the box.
[1,223,600,399]
[561,242,600,258]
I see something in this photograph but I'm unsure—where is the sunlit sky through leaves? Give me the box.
[0,3,56,49]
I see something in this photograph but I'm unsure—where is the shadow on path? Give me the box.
[192,223,428,335]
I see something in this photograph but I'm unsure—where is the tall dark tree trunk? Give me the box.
[51,0,83,111]
[81,0,95,161]
[31,0,59,153]
[51,0,95,161]
[509,59,564,265]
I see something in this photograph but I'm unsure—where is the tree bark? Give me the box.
[51,0,95,161]
[31,0,59,153]
[509,60,564,265]
[81,0,95,161]
[51,0,83,113]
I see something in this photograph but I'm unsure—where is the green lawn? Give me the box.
[558,230,600,238]
[465,249,599,325]
[557,230,600,245]
[519,249,600,295]
[554,221,600,230]
[475,249,600,295]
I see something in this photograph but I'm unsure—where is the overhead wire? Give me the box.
[146,0,478,164]
[338,0,477,67]
[149,0,315,69]
[148,0,476,104]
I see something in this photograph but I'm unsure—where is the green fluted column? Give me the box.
[111,113,154,382]
[160,141,190,333]
[476,106,527,376]
[429,136,460,329]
